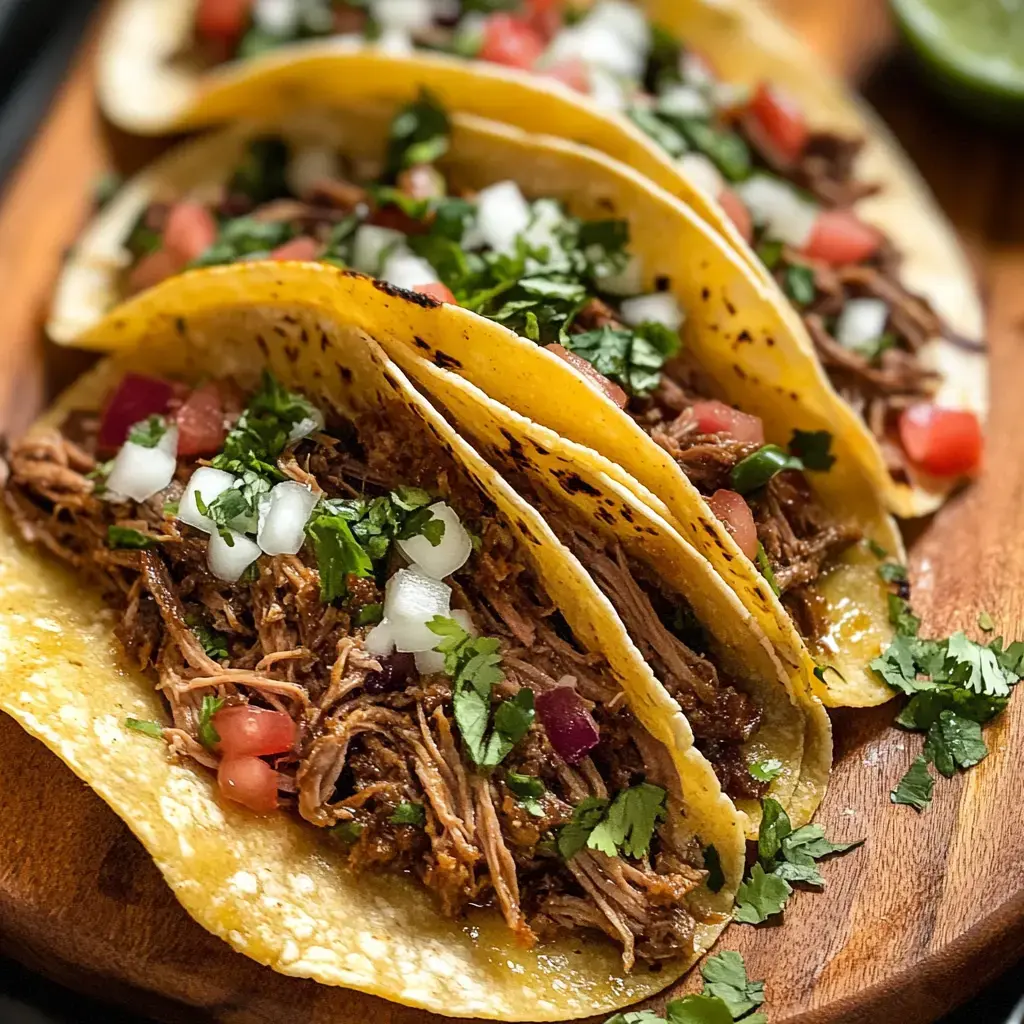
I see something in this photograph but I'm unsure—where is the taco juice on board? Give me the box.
[55,97,902,707]
[97,0,985,517]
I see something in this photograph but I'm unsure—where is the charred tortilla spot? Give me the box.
[282,314,299,326]
[766,336,775,347]
[724,299,737,316]
[433,350,462,370]
[642,527,658,536]
[319,328,329,352]
[701,287,711,302]
[737,330,753,344]
[701,521,718,538]
[273,325,288,339]
[339,366,353,384]
[413,336,431,352]
[300,327,309,344]
[733,365,747,380]
[596,507,615,525]
[790,392,799,401]
[655,275,671,292]
[553,470,601,497]
[373,278,438,308]
[529,439,550,457]
[596,196,615,212]
[284,344,300,363]
[174,317,186,337]
[620,506,635,523]
[256,334,269,357]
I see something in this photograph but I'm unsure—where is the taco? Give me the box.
[96,0,985,518]
[54,97,902,707]
[2,265,757,1016]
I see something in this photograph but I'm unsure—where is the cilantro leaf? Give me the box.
[390,801,426,826]
[749,758,783,783]
[386,90,450,179]
[664,996,734,1024]
[506,771,545,816]
[197,695,225,751]
[891,756,934,811]
[878,562,908,584]
[756,797,791,863]
[331,820,364,844]
[483,689,535,766]
[701,951,766,1019]
[307,513,374,604]
[887,593,922,636]
[186,614,229,660]
[923,710,987,778]
[559,319,681,397]
[125,717,163,739]
[788,429,835,471]
[734,862,792,924]
[703,843,725,893]
[783,263,816,306]
[755,542,780,596]
[557,796,609,860]
[107,525,157,550]
[127,415,168,448]
[586,783,667,859]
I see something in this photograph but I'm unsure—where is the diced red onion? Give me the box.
[535,685,600,764]
[256,481,319,556]
[382,568,452,652]
[179,467,237,534]
[366,651,417,693]
[98,374,175,451]
[207,529,262,583]
[285,144,341,198]
[352,224,407,275]
[620,292,685,331]
[736,175,818,248]
[835,298,889,350]
[105,426,178,503]
[397,501,472,580]
[381,251,440,291]
[474,180,531,255]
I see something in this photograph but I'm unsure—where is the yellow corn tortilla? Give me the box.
[2,265,747,1018]
[53,104,903,707]
[95,0,986,518]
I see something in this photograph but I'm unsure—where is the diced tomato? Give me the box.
[175,382,227,456]
[542,57,590,93]
[525,0,564,40]
[718,188,753,244]
[898,404,983,478]
[163,201,218,264]
[413,282,457,304]
[545,344,628,409]
[98,374,175,451]
[748,83,809,164]
[479,13,547,69]
[397,164,446,201]
[196,0,252,43]
[707,489,759,561]
[691,400,765,444]
[802,210,881,266]
[213,705,297,758]
[217,756,280,814]
[269,236,321,261]
[127,249,182,294]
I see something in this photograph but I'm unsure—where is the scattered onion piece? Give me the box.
[535,685,600,764]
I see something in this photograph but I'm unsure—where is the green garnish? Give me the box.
[229,137,289,205]
[125,717,163,739]
[754,543,780,596]
[191,217,294,268]
[748,758,783,783]
[783,263,817,306]
[505,771,545,816]
[867,538,889,559]
[891,756,935,811]
[93,171,123,209]
[356,603,384,627]
[788,429,835,471]
[186,614,230,660]
[127,415,168,449]
[386,90,451,179]
[107,526,157,550]
[730,444,803,494]
[390,801,426,826]
[331,820,364,844]
[197,694,225,751]
[878,562,909,584]
[557,784,667,862]
[306,513,374,604]
[562,321,681,397]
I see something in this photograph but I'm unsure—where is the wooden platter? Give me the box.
[2,3,1023,1022]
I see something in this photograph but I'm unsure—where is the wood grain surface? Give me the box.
[1,3,1022,1023]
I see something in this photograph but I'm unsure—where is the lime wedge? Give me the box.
[891,0,1024,117]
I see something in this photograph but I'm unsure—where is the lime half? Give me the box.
[891,0,1024,118]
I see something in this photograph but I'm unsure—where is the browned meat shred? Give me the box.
[2,380,712,968]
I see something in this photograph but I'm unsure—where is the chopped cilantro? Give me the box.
[390,801,426,826]
[163,500,179,517]
[306,513,374,604]
[703,843,725,893]
[867,538,889,559]
[386,90,450,179]
[878,562,908,584]
[191,216,294,268]
[197,694,225,751]
[756,239,784,270]
[734,863,791,924]
[331,819,364,843]
[788,429,835,471]
[678,119,751,182]
[562,320,681,397]
[127,415,168,448]
[783,263,816,306]
[186,614,229,660]
[979,610,995,632]
[923,710,987,778]
[107,525,157,550]
[730,444,804,494]
[93,171,122,209]
[854,330,896,364]
[887,594,922,637]
[891,756,934,811]
[505,771,545,816]
[749,758,783,783]
[627,105,689,158]
[229,137,289,205]
[125,717,163,739]
[558,784,667,861]
[356,602,384,627]
[754,543,780,596]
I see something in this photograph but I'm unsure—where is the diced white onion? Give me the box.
[588,66,628,112]
[679,50,714,89]
[620,292,685,331]
[547,22,644,80]
[736,175,818,248]
[474,180,532,255]
[657,84,711,119]
[521,199,566,258]
[364,620,396,658]
[835,298,889,351]
[711,80,754,112]
[207,530,262,583]
[370,0,434,32]
[414,608,475,674]
[106,428,178,503]
[352,225,407,275]
[678,152,725,198]
[253,0,300,36]
[256,481,319,556]
[586,0,651,60]
[287,404,325,443]
[451,609,477,635]
[376,27,414,55]
[595,253,644,297]
[383,568,452,652]
[178,467,237,534]
[397,501,472,580]
[381,251,440,291]
[285,145,342,198]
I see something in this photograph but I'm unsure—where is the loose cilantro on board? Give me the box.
[891,756,935,811]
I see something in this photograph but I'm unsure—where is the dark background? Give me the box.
[0,0,1022,1021]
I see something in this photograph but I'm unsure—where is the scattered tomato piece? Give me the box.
[525,0,564,40]
[802,210,881,266]
[196,0,252,43]
[175,382,228,456]
[163,201,218,264]
[898,404,983,477]
[748,83,809,164]
[413,282,458,304]
[691,400,765,444]
[269,236,321,261]
[218,755,280,814]
[542,57,590,93]
[707,489,759,561]
[213,705,297,758]
[479,13,547,69]
[718,188,754,244]
[545,343,629,409]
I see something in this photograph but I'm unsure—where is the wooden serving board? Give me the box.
[2,3,1023,1023]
